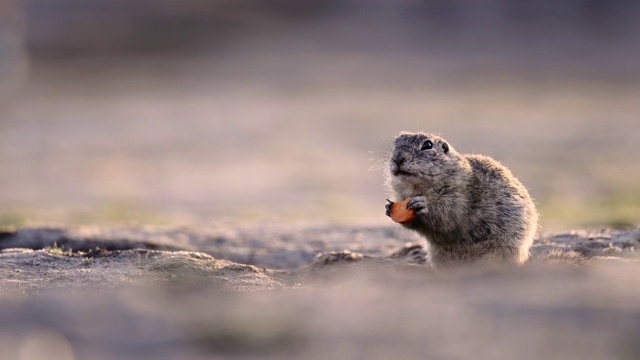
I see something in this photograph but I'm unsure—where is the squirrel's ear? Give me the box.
[442,142,449,153]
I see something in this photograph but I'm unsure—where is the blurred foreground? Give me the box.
[0,224,639,360]
[3,260,640,360]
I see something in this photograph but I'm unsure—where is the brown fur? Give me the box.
[385,132,538,268]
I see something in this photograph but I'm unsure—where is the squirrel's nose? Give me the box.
[392,152,405,166]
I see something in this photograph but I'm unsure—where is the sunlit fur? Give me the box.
[385,132,538,268]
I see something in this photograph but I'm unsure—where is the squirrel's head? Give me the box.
[388,132,467,193]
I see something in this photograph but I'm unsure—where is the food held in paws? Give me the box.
[389,197,416,224]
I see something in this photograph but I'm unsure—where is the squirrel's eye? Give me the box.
[421,140,433,150]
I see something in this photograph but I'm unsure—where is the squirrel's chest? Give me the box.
[391,178,422,199]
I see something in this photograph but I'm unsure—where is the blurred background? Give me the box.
[1,0,639,230]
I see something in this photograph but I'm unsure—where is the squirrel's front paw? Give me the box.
[407,196,428,215]
[385,199,394,217]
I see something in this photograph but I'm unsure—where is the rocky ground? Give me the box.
[0,225,639,360]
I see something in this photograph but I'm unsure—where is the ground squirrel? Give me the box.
[385,132,538,267]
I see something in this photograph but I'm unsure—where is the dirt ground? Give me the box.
[1,225,639,360]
